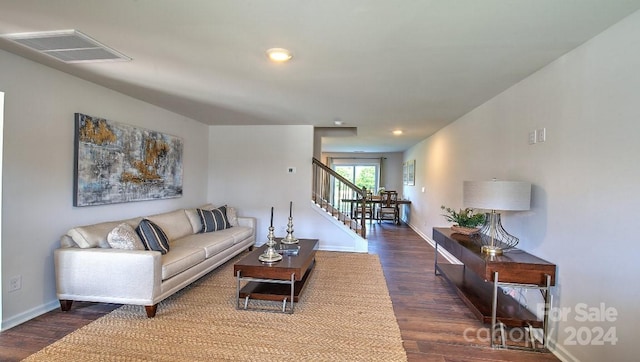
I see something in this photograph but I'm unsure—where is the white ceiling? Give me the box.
[1,1,639,152]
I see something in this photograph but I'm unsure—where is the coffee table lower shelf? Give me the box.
[236,260,315,313]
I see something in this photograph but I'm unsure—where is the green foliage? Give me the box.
[355,167,376,190]
[440,206,485,228]
[335,166,352,180]
[334,165,376,191]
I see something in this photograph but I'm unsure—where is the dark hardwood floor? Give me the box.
[0,221,558,361]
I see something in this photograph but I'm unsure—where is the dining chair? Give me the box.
[377,191,399,224]
[354,191,374,224]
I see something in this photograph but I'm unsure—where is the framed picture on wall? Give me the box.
[402,161,408,185]
[407,159,415,186]
[73,113,184,206]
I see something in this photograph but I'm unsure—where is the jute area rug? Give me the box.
[24,251,407,361]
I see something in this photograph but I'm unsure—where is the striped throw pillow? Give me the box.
[136,219,170,254]
[197,206,231,233]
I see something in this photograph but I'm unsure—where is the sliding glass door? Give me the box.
[334,165,377,192]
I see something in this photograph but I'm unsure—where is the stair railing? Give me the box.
[312,157,367,238]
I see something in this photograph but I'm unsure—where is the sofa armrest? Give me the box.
[54,248,162,305]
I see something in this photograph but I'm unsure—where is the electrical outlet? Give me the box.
[8,275,22,292]
[528,131,537,145]
[536,128,546,143]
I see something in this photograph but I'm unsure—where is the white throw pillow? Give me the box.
[227,206,239,227]
[107,223,145,250]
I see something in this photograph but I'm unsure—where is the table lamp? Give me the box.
[463,179,531,255]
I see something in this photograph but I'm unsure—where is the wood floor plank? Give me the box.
[0,222,558,361]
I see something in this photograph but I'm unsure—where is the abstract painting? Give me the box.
[74,113,183,206]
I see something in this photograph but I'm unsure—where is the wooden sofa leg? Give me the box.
[145,305,158,318]
[60,299,73,311]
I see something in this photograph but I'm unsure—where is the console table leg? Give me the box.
[289,273,295,313]
[491,271,499,348]
[542,274,552,349]
[434,242,440,275]
[282,298,288,313]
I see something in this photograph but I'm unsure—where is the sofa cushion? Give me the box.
[136,219,170,254]
[161,243,206,280]
[185,203,215,234]
[177,231,236,259]
[107,223,145,250]
[66,217,143,248]
[229,226,253,244]
[147,209,194,242]
[198,206,231,233]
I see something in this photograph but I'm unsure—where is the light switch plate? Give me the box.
[536,128,546,143]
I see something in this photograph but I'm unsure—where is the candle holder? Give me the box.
[258,226,282,262]
[281,216,299,244]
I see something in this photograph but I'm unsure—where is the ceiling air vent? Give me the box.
[1,29,131,63]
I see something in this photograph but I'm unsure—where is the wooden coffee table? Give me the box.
[234,238,318,313]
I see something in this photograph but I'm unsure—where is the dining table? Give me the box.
[341,197,411,224]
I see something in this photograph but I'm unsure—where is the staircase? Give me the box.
[312,157,368,238]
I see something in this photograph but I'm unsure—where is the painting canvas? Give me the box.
[407,159,415,186]
[74,113,183,206]
[402,162,408,185]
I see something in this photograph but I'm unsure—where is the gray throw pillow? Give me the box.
[136,219,170,254]
[197,206,231,233]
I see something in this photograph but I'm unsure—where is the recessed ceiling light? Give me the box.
[266,48,293,62]
[334,120,344,126]
[393,130,403,135]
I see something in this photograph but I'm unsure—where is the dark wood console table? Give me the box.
[433,227,556,350]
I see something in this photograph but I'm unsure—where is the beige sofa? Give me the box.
[54,204,255,317]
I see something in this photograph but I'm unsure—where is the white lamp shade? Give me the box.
[463,180,531,211]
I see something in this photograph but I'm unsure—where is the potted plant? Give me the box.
[440,205,485,235]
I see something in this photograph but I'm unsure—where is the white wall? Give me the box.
[404,11,640,362]
[208,125,365,252]
[0,50,210,330]
[0,91,4,325]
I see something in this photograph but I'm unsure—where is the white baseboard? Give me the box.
[405,222,461,265]
[1,299,60,331]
